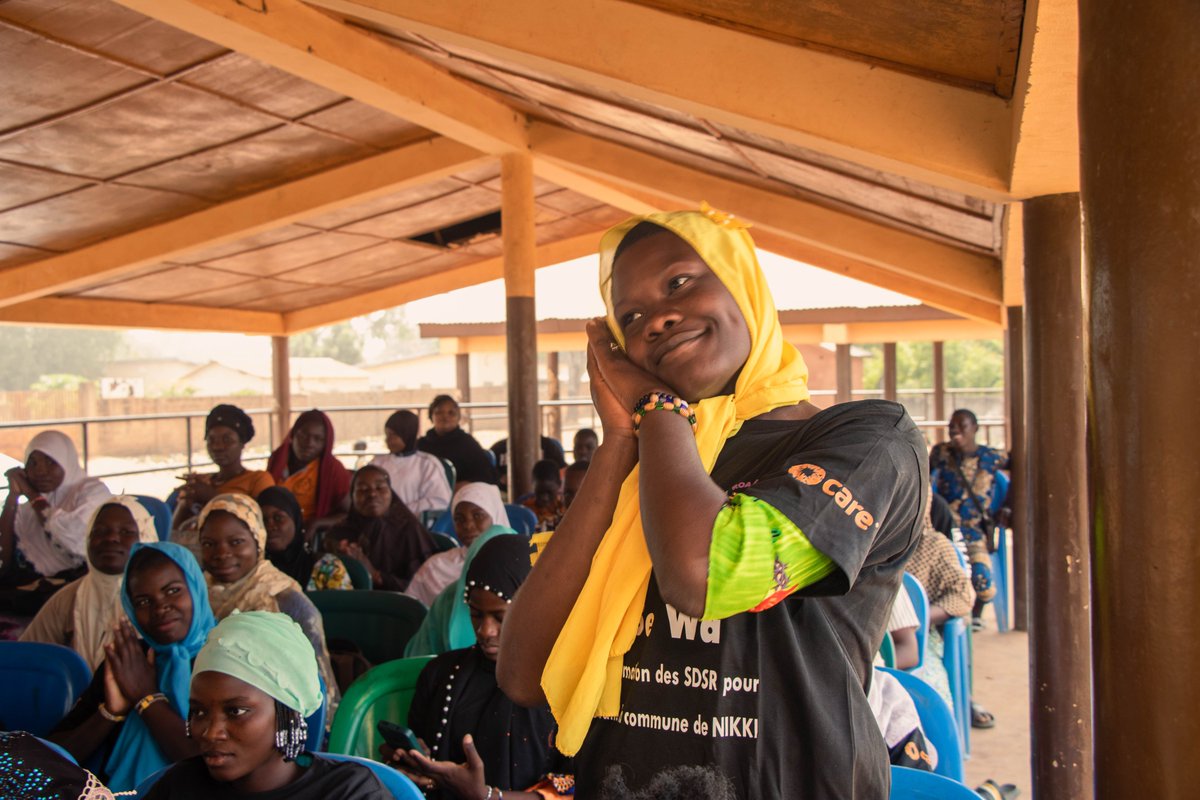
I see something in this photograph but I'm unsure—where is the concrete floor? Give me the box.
[963,621,1032,796]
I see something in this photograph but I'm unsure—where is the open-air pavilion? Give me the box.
[1,0,1195,795]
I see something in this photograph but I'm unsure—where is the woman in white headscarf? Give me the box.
[404,483,511,607]
[21,497,160,669]
[1,431,111,605]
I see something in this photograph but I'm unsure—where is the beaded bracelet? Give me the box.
[631,391,698,434]
[98,703,127,723]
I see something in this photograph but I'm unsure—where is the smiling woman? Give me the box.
[171,405,274,532]
[21,496,160,669]
[141,611,389,800]
[48,542,214,793]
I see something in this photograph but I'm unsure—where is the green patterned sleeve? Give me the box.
[703,492,837,620]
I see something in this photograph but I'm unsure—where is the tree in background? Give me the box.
[289,322,363,364]
[0,327,125,390]
[861,340,1004,390]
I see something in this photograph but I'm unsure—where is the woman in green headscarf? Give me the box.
[142,611,389,799]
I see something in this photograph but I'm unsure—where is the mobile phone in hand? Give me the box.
[377,720,428,755]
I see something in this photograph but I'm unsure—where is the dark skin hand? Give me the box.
[387,736,541,800]
[2,457,59,567]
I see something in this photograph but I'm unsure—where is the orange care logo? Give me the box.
[788,462,876,532]
[788,463,825,485]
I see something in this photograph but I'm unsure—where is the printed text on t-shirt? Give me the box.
[788,462,877,531]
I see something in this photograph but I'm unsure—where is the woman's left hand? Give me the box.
[393,734,488,800]
[105,621,159,704]
[337,541,381,583]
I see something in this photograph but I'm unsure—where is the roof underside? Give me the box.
[0,0,1079,335]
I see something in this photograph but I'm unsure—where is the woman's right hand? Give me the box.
[5,467,33,499]
[585,320,640,443]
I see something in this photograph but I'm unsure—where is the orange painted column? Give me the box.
[271,335,291,447]
[502,153,539,499]
[1081,1,1200,795]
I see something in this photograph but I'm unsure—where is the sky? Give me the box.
[123,249,917,369]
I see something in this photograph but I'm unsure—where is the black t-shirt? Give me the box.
[142,754,390,800]
[575,401,928,799]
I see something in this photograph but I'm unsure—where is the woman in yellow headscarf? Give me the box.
[498,208,929,799]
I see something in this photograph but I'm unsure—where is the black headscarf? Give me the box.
[258,486,313,586]
[206,404,255,443]
[385,410,420,455]
[326,466,434,591]
[463,534,533,604]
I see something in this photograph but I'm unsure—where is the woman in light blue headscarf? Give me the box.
[49,541,216,792]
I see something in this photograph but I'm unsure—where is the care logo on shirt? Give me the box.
[788,462,876,532]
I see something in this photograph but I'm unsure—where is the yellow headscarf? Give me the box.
[541,206,811,754]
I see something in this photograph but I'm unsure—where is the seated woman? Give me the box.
[417,396,498,485]
[197,494,338,714]
[50,541,214,792]
[21,496,160,669]
[267,410,351,525]
[260,486,352,592]
[173,405,274,532]
[0,730,119,798]
[522,460,566,533]
[391,535,571,799]
[143,611,390,800]
[369,410,452,516]
[1,431,111,609]
[325,466,435,592]
[406,483,512,607]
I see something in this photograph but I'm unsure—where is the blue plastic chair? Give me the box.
[134,494,173,541]
[880,668,964,782]
[504,504,538,535]
[902,572,930,671]
[439,458,456,491]
[318,753,425,799]
[944,548,972,756]
[989,470,1011,632]
[0,641,92,735]
[429,510,457,536]
[307,677,328,752]
[35,736,77,765]
[890,765,979,799]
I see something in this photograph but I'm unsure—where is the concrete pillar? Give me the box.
[835,343,852,403]
[456,353,472,434]
[882,342,898,402]
[1023,194,1091,798]
[546,351,562,442]
[271,336,291,446]
[501,153,539,499]
[931,341,946,421]
[1080,1,1200,794]
[1004,307,1029,633]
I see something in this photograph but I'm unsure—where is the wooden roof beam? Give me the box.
[0,137,489,309]
[530,123,1004,324]
[310,0,1013,198]
[112,0,528,154]
[0,297,285,335]
[282,229,603,333]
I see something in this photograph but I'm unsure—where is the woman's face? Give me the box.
[453,501,492,546]
[261,504,296,552]
[948,412,978,449]
[468,587,508,662]
[25,449,65,494]
[88,504,142,575]
[611,232,751,403]
[431,401,460,435]
[206,425,244,470]
[200,512,259,585]
[384,426,406,455]
[352,469,392,518]
[190,671,293,792]
[127,558,193,645]
[290,419,326,465]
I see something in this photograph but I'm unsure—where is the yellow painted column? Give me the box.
[502,153,539,499]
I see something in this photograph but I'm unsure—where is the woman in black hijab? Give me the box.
[259,486,352,591]
[391,535,572,799]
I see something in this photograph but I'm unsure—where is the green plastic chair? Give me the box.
[340,556,373,590]
[878,631,896,668]
[309,591,427,666]
[429,531,459,553]
[328,656,434,759]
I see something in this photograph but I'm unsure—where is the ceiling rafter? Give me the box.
[0,136,490,308]
[306,0,1014,198]
[528,122,1004,324]
[0,296,284,335]
[111,0,529,155]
